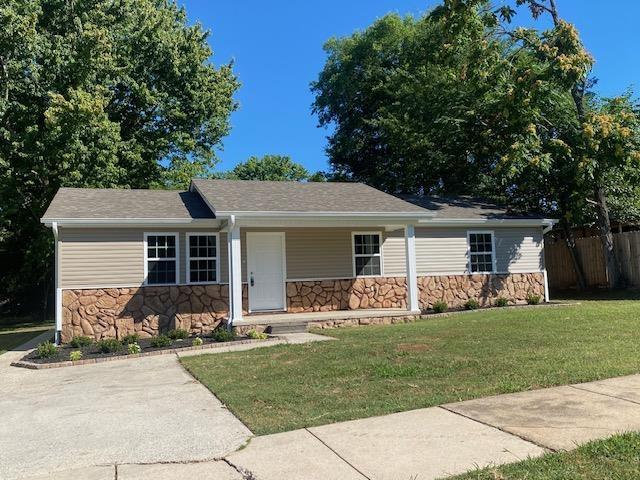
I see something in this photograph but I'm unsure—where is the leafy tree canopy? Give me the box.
[218,155,322,182]
[0,0,238,314]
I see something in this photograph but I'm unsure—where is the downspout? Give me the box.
[542,223,554,303]
[52,222,62,344]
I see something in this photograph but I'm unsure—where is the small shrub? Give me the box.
[36,341,57,358]
[465,299,480,310]
[526,294,541,305]
[167,328,189,340]
[96,338,122,353]
[69,336,93,348]
[128,342,141,354]
[211,327,236,342]
[150,335,173,348]
[69,350,83,362]
[432,301,448,314]
[246,329,268,340]
[192,337,203,347]
[495,297,509,307]
[121,333,140,345]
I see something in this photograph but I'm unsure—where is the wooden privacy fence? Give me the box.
[544,231,640,290]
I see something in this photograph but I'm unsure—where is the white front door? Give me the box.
[246,232,286,312]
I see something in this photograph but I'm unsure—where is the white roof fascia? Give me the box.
[418,218,558,227]
[41,218,220,228]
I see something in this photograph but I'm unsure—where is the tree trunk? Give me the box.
[594,186,621,288]
[560,217,587,290]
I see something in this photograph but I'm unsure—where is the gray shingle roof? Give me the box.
[42,187,214,221]
[400,195,547,220]
[191,179,428,215]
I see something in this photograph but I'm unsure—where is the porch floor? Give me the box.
[236,308,422,327]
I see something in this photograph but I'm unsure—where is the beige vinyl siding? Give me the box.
[495,228,543,272]
[60,227,223,288]
[381,229,406,276]
[59,228,145,288]
[239,228,357,281]
[410,226,543,275]
[58,225,544,289]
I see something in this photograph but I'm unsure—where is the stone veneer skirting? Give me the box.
[418,272,545,309]
[61,273,544,343]
[61,285,247,344]
[286,277,408,313]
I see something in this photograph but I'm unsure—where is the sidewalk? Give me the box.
[226,373,640,480]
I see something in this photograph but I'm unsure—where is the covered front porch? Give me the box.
[234,307,421,333]
[221,213,426,327]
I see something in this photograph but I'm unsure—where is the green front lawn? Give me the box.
[182,298,640,435]
[452,432,640,480]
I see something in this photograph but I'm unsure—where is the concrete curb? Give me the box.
[11,336,281,370]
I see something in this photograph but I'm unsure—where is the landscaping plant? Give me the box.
[246,329,268,340]
[96,338,122,353]
[192,337,203,347]
[150,335,173,348]
[69,350,83,361]
[211,327,236,342]
[69,336,93,348]
[167,328,189,340]
[36,341,57,358]
[121,333,140,345]
[128,342,141,355]
[527,294,542,305]
[432,301,448,314]
[495,297,509,307]
[464,299,480,310]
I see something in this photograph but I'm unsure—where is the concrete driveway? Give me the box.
[0,332,251,480]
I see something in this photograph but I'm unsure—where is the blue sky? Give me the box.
[181,0,640,174]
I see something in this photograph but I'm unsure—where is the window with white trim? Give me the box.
[353,233,382,276]
[468,231,495,273]
[187,233,218,284]
[145,233,178,285]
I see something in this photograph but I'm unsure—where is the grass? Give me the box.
[181,298,640,435]
[451,432,640,479]
[0,320,53,355]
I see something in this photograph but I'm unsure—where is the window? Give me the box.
[468,231,495,273]
[187,233,218,284]
[144,233,178,285]
[353,233,382,276]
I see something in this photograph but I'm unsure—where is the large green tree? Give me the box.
[312,3,510,195]
[312,0,640,288]
[496,0,640,287]
[220,155,309,181]
[0,0,238,315]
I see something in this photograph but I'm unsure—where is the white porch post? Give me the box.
[52,222,62,345]
[404,224,419,312]
[227,220,243,326]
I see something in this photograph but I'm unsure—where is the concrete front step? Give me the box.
[268,322,309,334]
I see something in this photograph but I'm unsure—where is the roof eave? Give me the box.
[418,218,558,227]
[214,211,434,219]
[41,218,217,227]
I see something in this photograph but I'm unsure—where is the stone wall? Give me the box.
[286,277,407,313]
[61,272,544,342]
[418,272,545,309]
[61,285,247,343]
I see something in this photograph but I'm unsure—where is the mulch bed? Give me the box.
[14,334,276,369]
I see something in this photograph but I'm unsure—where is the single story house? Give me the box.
[41,179,556,343]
